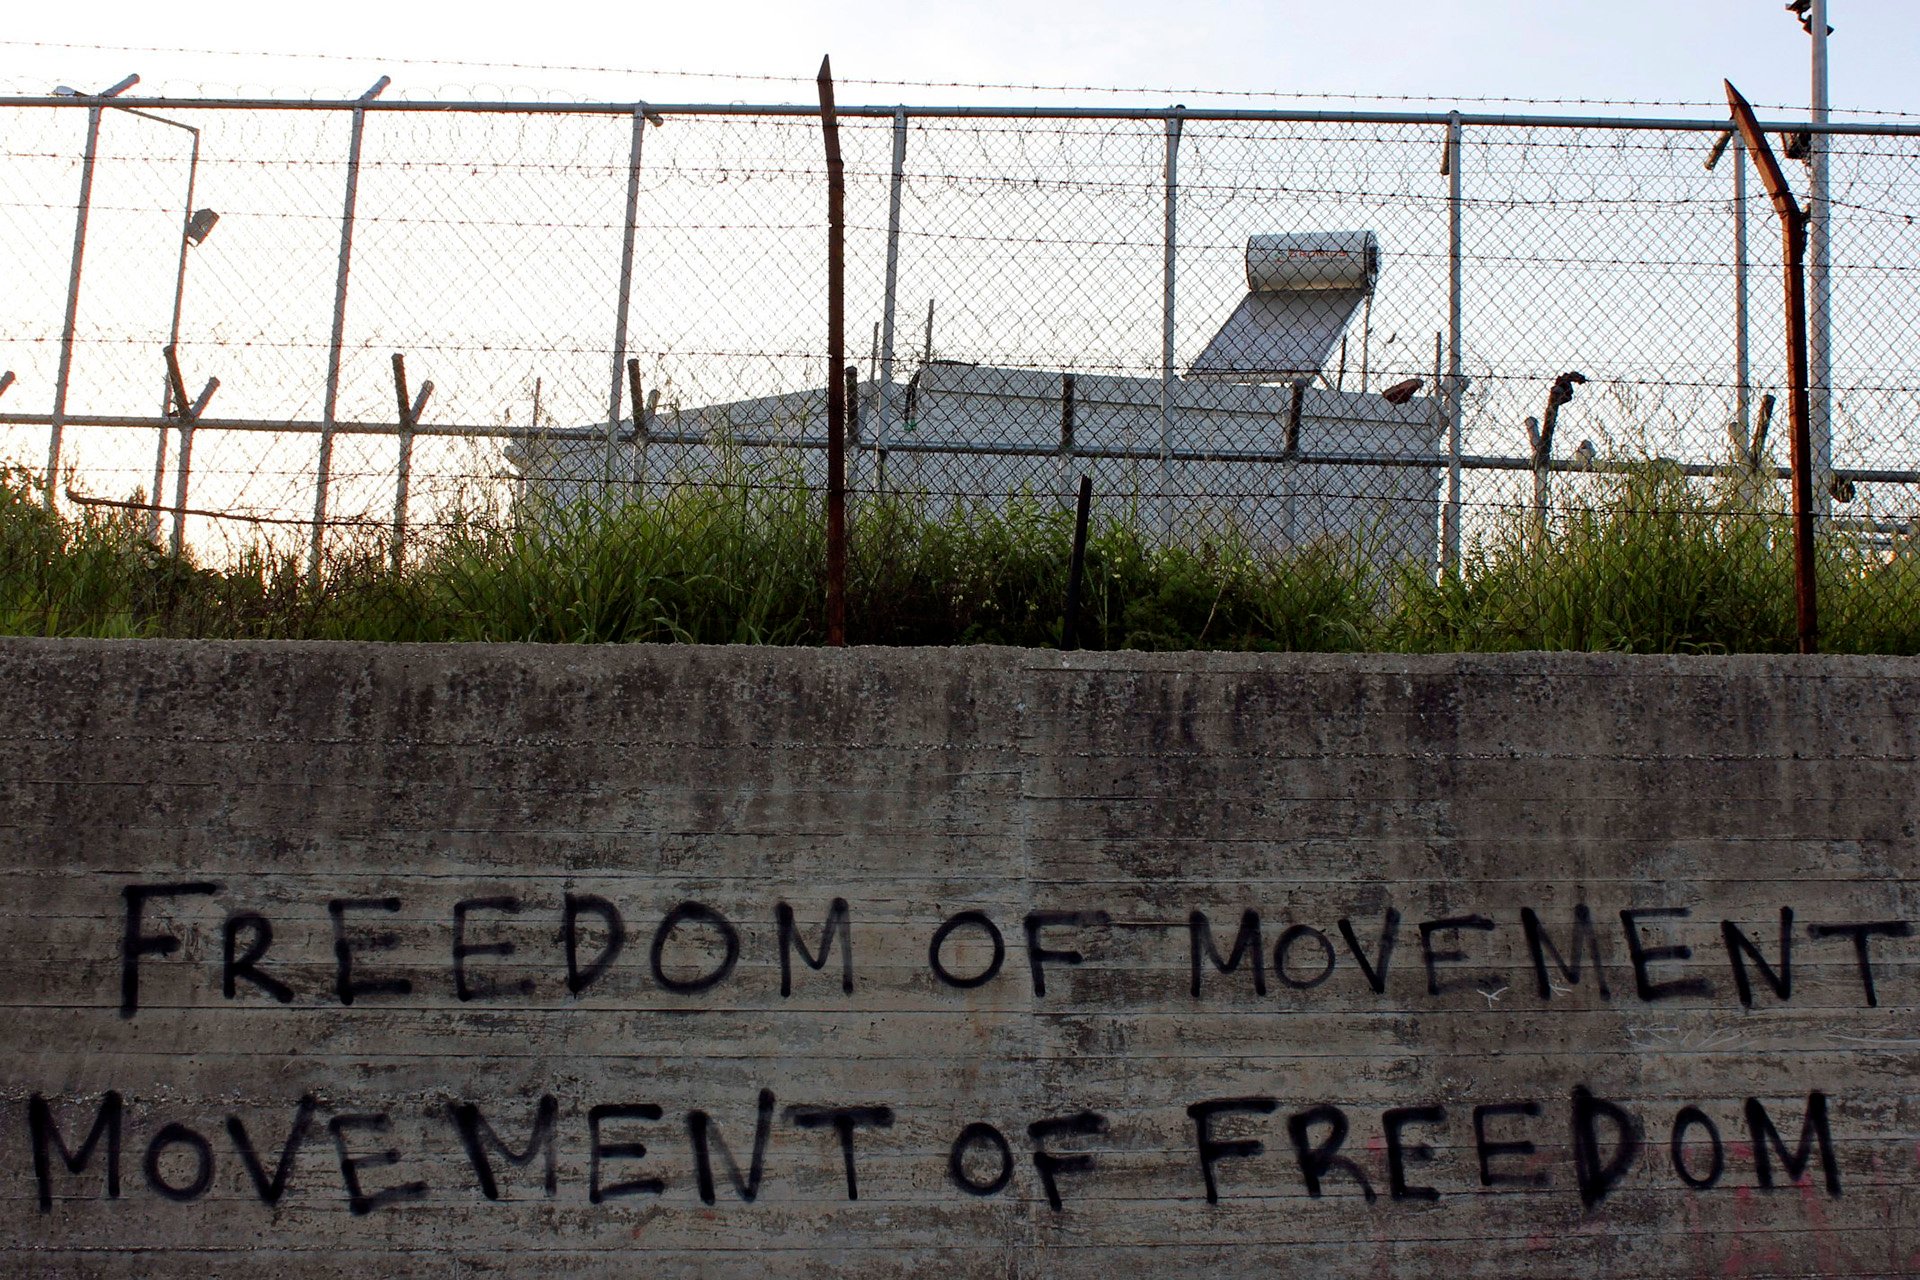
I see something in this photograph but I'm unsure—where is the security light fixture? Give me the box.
[1785,0,1832,35]
[184,208,218,246]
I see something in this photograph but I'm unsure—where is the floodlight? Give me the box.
[184,208,219,246]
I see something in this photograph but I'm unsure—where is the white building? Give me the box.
[508,232,1446,568]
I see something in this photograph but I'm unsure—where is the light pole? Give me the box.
[1789,0,1834,509]
[121,108,215,541]
[1705,130,1751,447]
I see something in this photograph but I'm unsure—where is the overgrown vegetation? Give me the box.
[3,461,1916,652]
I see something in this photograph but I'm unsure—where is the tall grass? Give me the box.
[2,461,1915,653]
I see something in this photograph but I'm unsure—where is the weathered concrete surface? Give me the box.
[1,639,1917,1278]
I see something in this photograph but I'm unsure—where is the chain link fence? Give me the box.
[2,89,1917,647]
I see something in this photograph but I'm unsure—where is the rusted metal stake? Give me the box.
[1062,474,1093,651]
[625,357,649,489]
[844,365,861,447]
[1726,80,1817,654]
[1529,370,1585,537]
[1058,372,1077,456]
[819,55,848,648]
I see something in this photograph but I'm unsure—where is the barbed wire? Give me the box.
[4,36,1915,119]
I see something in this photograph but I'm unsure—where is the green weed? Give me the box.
[2,459,1915,653]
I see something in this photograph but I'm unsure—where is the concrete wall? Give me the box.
[1,639,1917,1278]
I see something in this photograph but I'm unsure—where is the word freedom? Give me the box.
[115,883,1913,1012]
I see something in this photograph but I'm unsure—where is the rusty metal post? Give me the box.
[1525,371,1584,544]
[1062,474,1093,651]
[625,357,651,489]
[818,56,847,647]
[1727,80,1817,653]
[1057,372,1077,505]
[1283,379,1305,546]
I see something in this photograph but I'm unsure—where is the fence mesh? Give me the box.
[2,93,1917,648]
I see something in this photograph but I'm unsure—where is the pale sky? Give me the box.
[5,1,1917,115]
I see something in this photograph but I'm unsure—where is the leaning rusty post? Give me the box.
[625,357,650,491]
[1528,370,1585,540]
[819,56,848,647]
[1062,475,1093,651]
[844,365,861,448]
[1726,80,1817,654]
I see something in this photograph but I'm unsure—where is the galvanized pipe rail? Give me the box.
[10,410,1917,486]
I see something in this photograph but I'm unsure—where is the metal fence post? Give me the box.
[311,75,388,580]
[874,109,908,487]
[1158,110,1183,536]
[46,75,138,508]
[148,121,201,541]
[167,414,196,558]
[1442,111,1465,573]
[390,352,431,571]
[1734,137,1752,445]
[608,103,653,498]
[1808,0,1832,514]
[162,344,218,558]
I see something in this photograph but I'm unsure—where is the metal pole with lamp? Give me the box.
[111,108,217,542]
[1790,0,1834,511]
